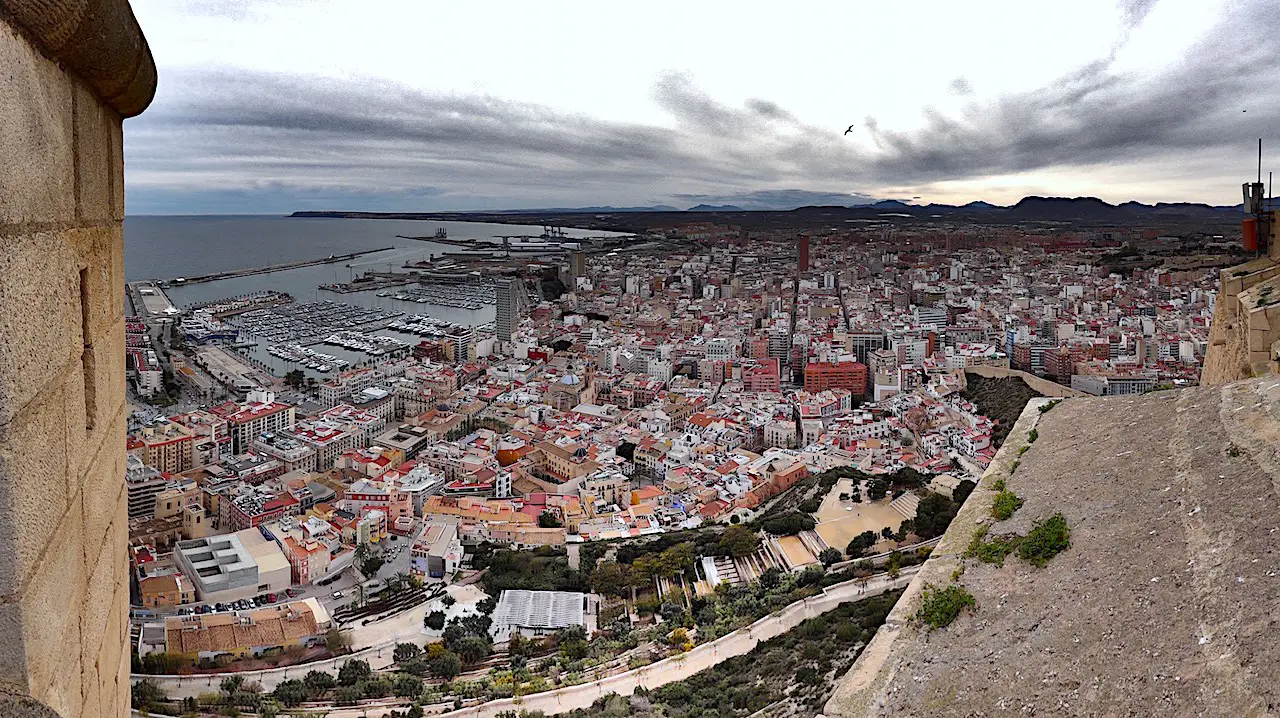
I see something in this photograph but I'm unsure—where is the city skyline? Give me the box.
[124,0,1280,214]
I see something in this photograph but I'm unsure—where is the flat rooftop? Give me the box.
[828,377,1280,717]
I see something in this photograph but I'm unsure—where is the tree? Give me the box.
[846,530,878,558]
[866,479,889,501]
[760,512,815,536]
[894,519,915,542]
[393,673,423,698]
[953,479,977,505]
[718,525,759,558]
[668,627,692,652]
[590,561,630,597]
[221,675,245,696]
[886,551,902,579]
[538,510,563,528]
[759,567,782,589]
[442,594,457,608]
[131,678,166,710]
[393,642,422,664]
[429,650,462,679]
[455,635,492,664]
[424,611,447,630]
[284,369,306,389]
[304,670,336,693]
[325,628,349,653]
[657,542,695,578]
[881,526,894,539]
[818,547,844,566]
[507,632,531,658]
[338,658,372,686]
[360,555,385,576]
[914,493,961,539]
[477,595,498,615]
[273,679,311,707]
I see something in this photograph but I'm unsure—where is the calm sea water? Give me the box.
[123,216,620,376]
[124,214,611,280]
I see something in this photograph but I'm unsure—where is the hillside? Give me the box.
[827,378,1280,717]
[960,372,1044,448]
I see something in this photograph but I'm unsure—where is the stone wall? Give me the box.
[0,1,154,715]
[823,396,1055,716]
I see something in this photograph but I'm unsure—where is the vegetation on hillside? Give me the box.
[538,590,903,718]
[961,373,1044,448]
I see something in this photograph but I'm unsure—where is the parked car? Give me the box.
[285,588,298,598]
[332,591,345,599]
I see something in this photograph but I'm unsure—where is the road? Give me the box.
[134,568,916,711]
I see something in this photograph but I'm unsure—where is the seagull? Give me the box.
[844,124,856,135]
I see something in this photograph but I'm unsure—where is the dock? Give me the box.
[159,247,396,286]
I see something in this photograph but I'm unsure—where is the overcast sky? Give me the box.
[125,0,1280,213]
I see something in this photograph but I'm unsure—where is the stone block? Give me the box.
[0,25,75,226]
[0,385,72,600]
[0,231,82,427]
[40,640,82,718]
[80,514,119,653]
[73,84,116,222]
[79,411,126,560]
[20,498,88,699]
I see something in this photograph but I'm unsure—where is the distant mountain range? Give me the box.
[291,195,1257,228]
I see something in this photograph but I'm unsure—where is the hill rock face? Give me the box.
[826,379,1280,717]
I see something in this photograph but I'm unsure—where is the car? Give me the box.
[332,591,345,599]
[266,593,277,602]
[285,588,298,597]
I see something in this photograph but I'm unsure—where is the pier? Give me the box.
[159,247,396,286]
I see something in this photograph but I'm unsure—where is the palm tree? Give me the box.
[394,571,412,594]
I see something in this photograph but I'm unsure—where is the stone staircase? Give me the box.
[889,492,920,520]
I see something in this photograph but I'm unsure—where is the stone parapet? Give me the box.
[0,0,156,117]
[0,2,147,715]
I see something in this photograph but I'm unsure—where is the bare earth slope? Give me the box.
[827,378,1280,717]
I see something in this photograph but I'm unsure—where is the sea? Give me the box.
[124,215,622,378]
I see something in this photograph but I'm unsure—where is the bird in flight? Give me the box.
[845,124,855,135]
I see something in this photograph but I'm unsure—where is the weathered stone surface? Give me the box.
[0,25,75,226]
[21,496,88,704]
[1,9,137,713]
[0,383,72,600]
[829,381,1280,717]
[0,231,82,427]
[2,0,157,117]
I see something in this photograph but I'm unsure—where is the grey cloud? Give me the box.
[672,189,880,210]
[126,0,1280,212]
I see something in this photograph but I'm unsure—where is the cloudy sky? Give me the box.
[125,0,1280,213]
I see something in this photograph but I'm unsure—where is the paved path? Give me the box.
[135,570,912,711]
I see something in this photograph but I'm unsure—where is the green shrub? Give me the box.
[1027,429,1039,443]
[915,584,976,629]
[1018,513,1071,566]
[993,477,1007,491]
[972,535,1017,566]
[991,490,1023,520]
[1038,400,1061,413]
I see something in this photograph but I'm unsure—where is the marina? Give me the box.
[226,300,402,344]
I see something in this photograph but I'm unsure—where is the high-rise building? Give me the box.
[569,251,586,280]
[799,234,811,272]
[495,277,519,342]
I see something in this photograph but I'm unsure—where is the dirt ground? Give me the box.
[814,478,904,551]
[776,535,816,567]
